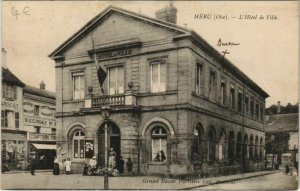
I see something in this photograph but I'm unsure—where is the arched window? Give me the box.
[208,128,216,163]
[242,134,248,163]
[152,126,167,162]
[228,131,235,165]
[218,130,226,161]
[249,135,254,160]
[255,136,259,158]
[236,132,242,162]
[73,130,85,158]
[259,137,263,158]
[192,124,203,162]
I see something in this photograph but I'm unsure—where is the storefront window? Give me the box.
[151,127,167,162]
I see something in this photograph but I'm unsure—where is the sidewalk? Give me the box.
[1,170,281,190]
[3,169,52,174]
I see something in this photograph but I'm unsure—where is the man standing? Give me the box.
[30,155,37,176]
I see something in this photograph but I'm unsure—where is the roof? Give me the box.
[49,5,269,98]
[2,67,25,87]
[24,85,56,99]
[265,113,299,132]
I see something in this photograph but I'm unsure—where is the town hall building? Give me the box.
[49,5,269,176]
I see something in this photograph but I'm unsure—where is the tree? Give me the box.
[265,131,290,169]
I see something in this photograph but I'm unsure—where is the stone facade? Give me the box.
[50,6,268,176]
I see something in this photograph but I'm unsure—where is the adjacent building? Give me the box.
[49,5,269,176]
[1,66,26,170]
[23,82,56,169]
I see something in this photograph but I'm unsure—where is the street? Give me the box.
[194,172,298,190]
[1,171,297,190]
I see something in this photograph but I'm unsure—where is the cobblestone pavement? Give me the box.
[1,170,282,190]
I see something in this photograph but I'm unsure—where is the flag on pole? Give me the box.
[91,34,107,94]
[94,53,107,94]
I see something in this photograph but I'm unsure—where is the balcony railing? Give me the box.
[28,133,56,141]
[85,93,136,108]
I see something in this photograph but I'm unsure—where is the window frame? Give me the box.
[107,65,125,95]
[73,130,86,159]
[195,63,204,95]
[230,85,235,109]
[151,126,168,162]
[72,71,85,100]
[150,59,167,93]
[220,78,226,106]
[15,112,19,128]
[209,70,217,101]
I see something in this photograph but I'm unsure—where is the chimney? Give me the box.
[155,2,177,24]
[2,48,7,69]
[277,101,281,114]
[40,81,46,90]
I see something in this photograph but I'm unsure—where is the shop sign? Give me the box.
[1,132,26,140]
[24,116,56,127]
[98,49,132,60]
[2,100,18,110]
[28,133,56,141]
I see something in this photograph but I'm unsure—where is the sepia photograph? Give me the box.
[1,1,299,190]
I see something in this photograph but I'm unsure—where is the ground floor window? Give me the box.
[192,125,203,162]
[151,126,167,162]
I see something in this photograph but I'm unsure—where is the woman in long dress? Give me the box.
[53,157,60,175]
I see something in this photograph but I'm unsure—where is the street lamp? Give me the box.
[101,105,111,190]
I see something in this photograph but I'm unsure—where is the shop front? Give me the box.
[28,132,57,169]
[1,130,27,171]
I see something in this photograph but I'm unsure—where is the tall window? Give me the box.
[2,110,14,128]
[108,66,124,95]
[151,126,167,161]
[238,91,243,112]
[219,130,225,160]
[250,98,254,118]
[208,128,216,163]
[260,104,264,121]
[34,105,40,116]
[73,130,85,159]
[51,128,56,135]
[245,95,249,115]
[72,72,85,100]
[255,103,259,120]
[15,112,19,128]
[2,83,17,100]
[209,71,216,101]
[192,125,203,162]
[220,81,226,105]
[195,64,204,95]
[151,59,166,93]
[228,131,235,165]
[230,86,235,109]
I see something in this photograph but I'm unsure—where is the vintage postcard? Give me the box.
[1,1,299,190]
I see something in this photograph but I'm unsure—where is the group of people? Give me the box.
[48,148,134,176]
[85,147,133,176]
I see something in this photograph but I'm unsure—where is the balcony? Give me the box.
[85,93,137,108]
[28,133,56,141]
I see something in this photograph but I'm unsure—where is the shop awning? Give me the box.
[32,143,56,150]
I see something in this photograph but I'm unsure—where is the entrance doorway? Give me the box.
[98,122,121,168]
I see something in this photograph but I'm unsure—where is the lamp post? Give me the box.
[101,105,111,190]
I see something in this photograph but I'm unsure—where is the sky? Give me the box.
[2,1,299,107]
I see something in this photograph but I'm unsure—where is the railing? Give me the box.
[28,133,56,141]
[92,95,126,108]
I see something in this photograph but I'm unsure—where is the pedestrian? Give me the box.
[53,157,60,175]
[127,157,133,176]
[64,158,72,175]
[83,163,88,176]
[30,155,37,176]
[285,164,290,175]
[117,156,124,175]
